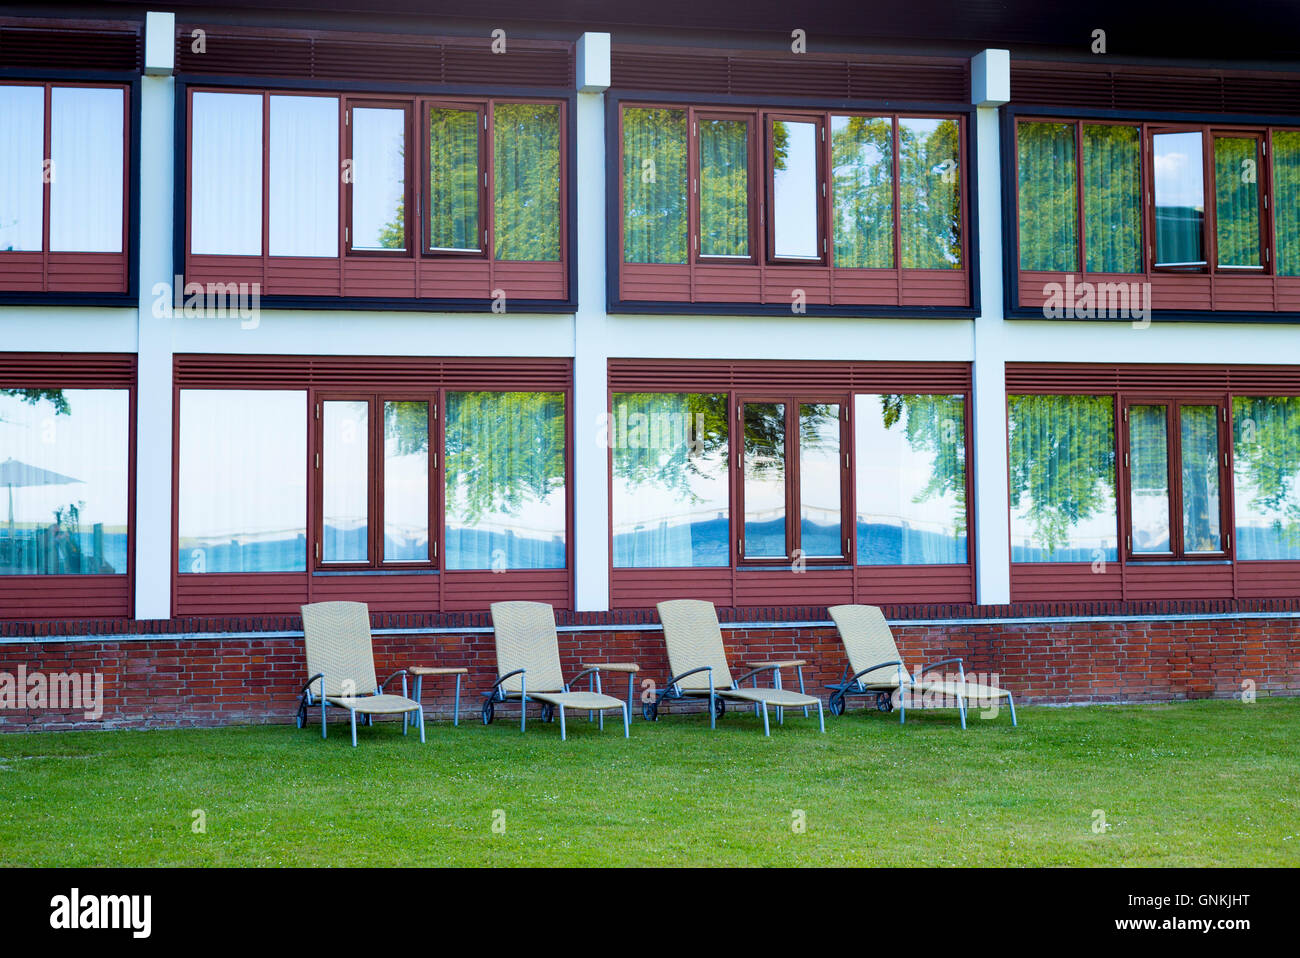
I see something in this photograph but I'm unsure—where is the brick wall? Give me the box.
[0,615,1296,731]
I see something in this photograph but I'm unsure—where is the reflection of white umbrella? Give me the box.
[0,457,82,544]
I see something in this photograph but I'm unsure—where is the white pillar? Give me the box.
[971,51,1012,605]
[572,33,612,611]
[134,13,176,619]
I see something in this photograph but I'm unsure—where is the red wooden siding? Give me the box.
[0,17,142,72]
[0,576,131,621]
[1020,270,1300,313]
[1012,61,1300,115]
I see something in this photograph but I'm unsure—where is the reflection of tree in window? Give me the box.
[899,119,960,268]
[1233,397,1300,558]
[831,116,894,268]
[493,104,561,261]
[622,108,688,264]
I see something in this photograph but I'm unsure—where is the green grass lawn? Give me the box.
[1,698,1297,867]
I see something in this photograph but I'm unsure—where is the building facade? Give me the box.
[2,2,1298,729]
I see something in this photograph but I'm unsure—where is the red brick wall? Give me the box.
[0,616,1296,731]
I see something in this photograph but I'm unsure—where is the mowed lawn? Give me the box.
[1,698,1297,867]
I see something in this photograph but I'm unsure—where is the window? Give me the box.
[493,103,562,261]
[768,117,823,261]
[622,108,689,264]
[611,393,729,567]
[0,83,126,256]
[427,105,483,253]
[348,105,408,253]
[698,116,753,260]
[1008,395,1117,562]
[1214,134,1264,270]
[192,91,263,256]
[1152,130,1205,269]
[1232,397,1300,559]
[1123,401,1227,557]
[738,399,847,562]
[1274,131,1300,275]
[830,115,893,268]
[178,391,307,573]
[1083,124,1142,273]
[0,388,130,576]
[1017,121,1078,271]
[270,95,339,257]
[856,394,968,564]
[898,118,962,269]
[444,392,566,570]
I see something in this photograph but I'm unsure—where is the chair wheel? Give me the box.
[876,692,894,713]
[482,700,495,725]
[642,701,658,722]
[713,697,726,718]
[828,692,845,716]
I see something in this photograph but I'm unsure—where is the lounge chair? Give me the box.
[482,601,630,740]
[297,601,424,746]
[826,604,1017,728]
[647,599,824,735]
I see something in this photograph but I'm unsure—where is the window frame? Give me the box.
[1210,128,1271,272]
[764,112,827,265]
[344,98,413,257]
[422,98,488,257]
[693,108,760,265]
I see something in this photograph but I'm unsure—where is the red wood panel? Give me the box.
[1010,562,1124,602]
[610,567,733,608]
[1233,561,1300,599]
[0,252,45,292]
[1123,562,1234,600]
[1148,273,1212,310]
[343,258,417,298]
[175,573,308,616]
[762,266,830,305]
[621,263,691,302]
[732,567,854,606]
[1214,275,1277,311]
[1276,277,1300,312]
[265,257,342,296]
[493,261,566,300]
[608,358,970,393]
[832,269,899,305]
[308,574,438,611]
[440,570,570,612]
[856,564,975,604]
[419,259,490,299]
[900,268,968,307]
[45,252,127,294]
[186,255,264,288]
[0,353,135,388]
[0,575,130,620]
[694,264,761,302]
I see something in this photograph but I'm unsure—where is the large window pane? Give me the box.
[383,401,428,563]
[1017,121,1077,271]
[1153,131,1205,268]
[493,103,561,261]
[0,85,44,252]
[622,108,688,264]
[1008,395,1116,562]
[192,92,263,256]
[322,400,370,563]
[1214,136,1262,268]
[831,115,893,268]
[1273,131,1300,276]
[269,95,338,257]
[799,403,841,557]
[611,393,728,567]
[1083,124,1141,273]
[699,118,750,258]
[899,118,961,268]
[1233,396,1300,559]
[428,107,480,252]
[771,120,819,259]
[858,394,969,564]
[1180,405,1222,553]
[444,392,566,570]
[0,389,129,575]
[741,402,785,557]
[177,390,305,573]
[351,107,406,251]
[50,87,124,253]
[1129,404,1172,553]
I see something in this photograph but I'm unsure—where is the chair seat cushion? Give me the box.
[528,690,626,711]
[914,680,1011,701]
[325,693,420,714]
[720,688,821,709]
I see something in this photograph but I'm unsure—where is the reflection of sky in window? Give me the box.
[270,95,338,257]
[192,92,262,255]
[1154,133,1205,210]
[854,395,962,536]
[773,121,819,258]
[0,85,43,251]
[51,87,124,252]
[351,108,405,250]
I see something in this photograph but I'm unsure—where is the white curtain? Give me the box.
[50,87,124,253]
[0,85,44,252]
[269,95,338,257]
[191,92,262,256]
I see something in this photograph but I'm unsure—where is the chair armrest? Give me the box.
[734,663,784,685]
[666,665,713,690]
[300,673,324,696]
[849,661,904,686]
[918,657,965,681]
[378,669,409,693]
[567,666,602,690]
[483,669,526,700]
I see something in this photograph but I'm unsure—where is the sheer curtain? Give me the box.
[1214,137,1261,268]
[611,393,729,568]
[444,392,566,570]
[50,87,124,253]
[1017,122,1078,271]
[1180,405,1222,552]
[1273,131,1300,275]
[1083,124,1141,273]
[698,118,749,257]
[831,115,893,268]
[269,95,337,257]
[493,103,561,261]
[1233,396,1300,559]
[428,107,480,251]
[899,118,961,268]
[622,108,688,264]
[191,92,263,256]
[0,84,44,252]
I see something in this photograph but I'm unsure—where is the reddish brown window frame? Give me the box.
[1208,129,1270,272]
[764,113,828,266]
[422,99,489,257]
[344,99,413,257]
[693,109,760,265]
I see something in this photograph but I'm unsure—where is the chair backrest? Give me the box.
[490,601,565,694]
[656,599,734,690]
[301,601,378,697]
[827,604,912,685]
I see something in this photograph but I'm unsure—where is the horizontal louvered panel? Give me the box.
[1013,63,1300,117]
[1010,563,1124,602]
[1007,363,1300,394]
[0,253,45,293]
[620,264,692,302]
[611,568,733,609]
[608,359,970,393]
[857,564,974,605]
[440,570,570,612]
[1234,561,1300,599]
[0,19,141,71]
[174,355,571,391]
[176,26,572,88]
[1124,563,1234,600]
[308,574,438,611]
[612,47,968,103]
[0,575,131,621]
[733,567,854,606]
[175,573,309,616]
[0,353,136,388]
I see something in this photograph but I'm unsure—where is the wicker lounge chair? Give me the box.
[826,604,1017,728]
[482,601,630,740]
[646,599,824,735]
[297,601,424,747]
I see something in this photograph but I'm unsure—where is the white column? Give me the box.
[572,33,612,611]
[134,12,176,619]
[971,50,1012,605]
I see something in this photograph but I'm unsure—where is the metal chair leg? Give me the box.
[418,707,425,743]
[350,710,358,747]
[559,705,567,741]
[761,703,770,736]
[816,700,825,733]
[453,674,461,727]
[622,702,629,738]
